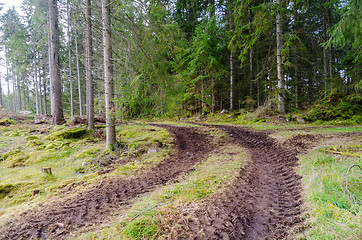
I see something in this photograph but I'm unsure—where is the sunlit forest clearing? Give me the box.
[0,0,360,239]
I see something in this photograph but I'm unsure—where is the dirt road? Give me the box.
[0,125,212,239]
[0,124,304,239]
[179,125,304,239]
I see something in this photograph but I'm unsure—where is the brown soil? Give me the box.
[284,134,320,153]
[0,125,212,240]
[169,125,305,239]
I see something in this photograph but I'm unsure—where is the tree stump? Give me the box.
[41,167,52,174]
[32,189,40,196]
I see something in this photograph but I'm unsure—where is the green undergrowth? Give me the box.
[0,124,171,222]
[299,148,362,239]
[308,93,362,123]
[75,143,248,240]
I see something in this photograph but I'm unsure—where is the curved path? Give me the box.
[0,124,304,240]
[183,125,304,239]
[0,125,212,240]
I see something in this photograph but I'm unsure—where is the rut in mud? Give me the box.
[178,125,304,239]
[0,125,212,240]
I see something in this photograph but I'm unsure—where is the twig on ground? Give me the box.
[131,201,170,221]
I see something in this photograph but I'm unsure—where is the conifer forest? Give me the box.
[0,1,360,239]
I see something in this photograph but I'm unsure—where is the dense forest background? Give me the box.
[0,0,360,119]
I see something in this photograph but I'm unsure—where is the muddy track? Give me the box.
[0,125,212,240]
[181,125,304,239]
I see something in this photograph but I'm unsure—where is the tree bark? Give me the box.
[86,0,94,130]
[102,0,117,148]
[12,74,16,111]
[0,73,2,108]
[48,0,64,124]
[6,64,10,109]
[33,48,39,115]
[75,35,83,116]
[276,0,286,113]
[250,49,253,109]
[16,72,22,111]
[43,65,47,115]
[230,52,234,110]
[67,0,74,117]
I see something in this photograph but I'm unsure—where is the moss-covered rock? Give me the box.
[0,118,16,126]
[46,128,88,141]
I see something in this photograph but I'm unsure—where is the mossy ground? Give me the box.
[0,120,361,239]
[297,135,362,239]
[0,123,171,223]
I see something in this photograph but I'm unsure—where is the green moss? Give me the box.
[27,139,44,147]
[46,128,87,141]
[3,130,27,137]
[118,125,169,151]
[308,93,362,122]
[76,147,101,158]
[124,217,159,240]
[0,184,18,199]
[1,149,29,168]
[26,136,39,141]
[0,118,16,126]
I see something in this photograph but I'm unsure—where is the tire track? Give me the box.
[0,125,212,240]
[181,125,304,239]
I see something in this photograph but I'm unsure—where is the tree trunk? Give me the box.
[75,35,83,116]
[33,49,40,115]
[67,0,74,117]
[16,73,22,111]
[102,0,117,148]
[230,51,234,110]
[86,0,94,130]
[0,74,2,108]
[48,17,54,115]
[6,60,10,109]
[276,0,286,113]
[293,6,299,108]
[249,49,253,109]
[39,70,43,115]
[12,74,16,111]
[43,65,47,115]
[48,0,64,124]
[326,0,333,79]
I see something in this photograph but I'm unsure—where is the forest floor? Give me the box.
[0,119,360,239]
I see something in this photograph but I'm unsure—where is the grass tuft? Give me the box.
[299,152,362,239]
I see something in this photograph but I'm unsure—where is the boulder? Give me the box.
[296,116,306,124]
